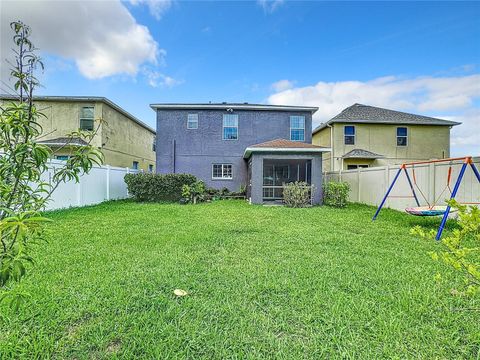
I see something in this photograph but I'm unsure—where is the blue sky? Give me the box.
[1,1,479,155]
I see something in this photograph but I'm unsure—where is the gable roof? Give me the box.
[243,138,331,158]
[37,137,88,147]
[150,102,318,114]
[342,148,384,159]
[0,95,156,134]
[312,103,461,134]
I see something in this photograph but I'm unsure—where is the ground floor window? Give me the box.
[56,155,69,161]
[347,164,369,170]
[148,164,154,173]
[212,164,233,179]
[132,161,139,170]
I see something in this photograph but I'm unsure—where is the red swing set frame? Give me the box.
[372,156,480,240]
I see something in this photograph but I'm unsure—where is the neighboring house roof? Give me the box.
[244,138,331,158]
[150,102,318,114]
[342,148,385,159]
[0,95,156,134]
[37,137,88,147]
[312,103,461,134]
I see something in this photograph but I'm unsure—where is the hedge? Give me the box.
[124,173,198,202]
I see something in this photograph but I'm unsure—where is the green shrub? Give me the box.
[323,181,350,207]
[181,181,206,204]
[124,173,197,202]
[283,181,314,208]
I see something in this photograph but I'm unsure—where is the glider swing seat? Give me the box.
[372,156,480,240]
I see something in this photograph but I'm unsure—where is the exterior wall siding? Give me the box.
[313,123,452,171]
[0,99,156,172]
[156,109,313,191]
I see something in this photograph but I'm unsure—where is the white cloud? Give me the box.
[267,74,480,156]
[1,0,163,80]
[257,0,284,13]
[271,79,294,92]
[129,0,172,20]
[143,67,182,88]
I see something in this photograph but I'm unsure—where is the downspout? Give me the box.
[172,139,176,173]
[326,124,334,172]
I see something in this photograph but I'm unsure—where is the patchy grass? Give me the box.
[0,200,478,359]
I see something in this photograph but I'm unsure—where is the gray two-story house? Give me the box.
[152,103,331,204]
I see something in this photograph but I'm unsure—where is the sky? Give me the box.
[1,0,479,156]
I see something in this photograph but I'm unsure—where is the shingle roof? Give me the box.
[243,138,331,158]
[249,138,326,149]
[37,137,88,147]
[342,148,384,159]
[312,103,461,134]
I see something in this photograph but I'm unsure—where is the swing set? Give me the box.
[372,156,480,240]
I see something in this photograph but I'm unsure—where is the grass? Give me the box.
[0,200,479,359]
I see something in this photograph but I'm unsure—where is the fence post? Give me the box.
[384,165,390,207]
[357,167,361,202]
[429,162,436,205]
[76,177,82,206]
[106,165,110,201]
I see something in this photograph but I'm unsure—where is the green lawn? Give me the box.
[0,200,478,359]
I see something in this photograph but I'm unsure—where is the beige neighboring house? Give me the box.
[312,103,461,172]
[0,95,156,172]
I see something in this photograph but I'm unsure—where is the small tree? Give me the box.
[0,21,103,309]
[181,181,206,204]
[411,200,480,298]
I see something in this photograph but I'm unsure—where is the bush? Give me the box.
[283,181,314,208]
[323,181,350,207]
[124,173,197,202]
[181,181,206,204]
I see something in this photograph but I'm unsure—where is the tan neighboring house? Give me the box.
[312,103,461,172]
[0,95,156,172]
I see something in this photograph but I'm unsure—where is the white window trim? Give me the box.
[222,114,239,141]
[290,116,305,141]
[79,106,95,131]
[344,125,355,145]
[212,164,233,180]
[396,127,408,147]
[187,113,198,129]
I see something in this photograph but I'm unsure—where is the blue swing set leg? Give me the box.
[372,166,420,220]
[436,160,480,240]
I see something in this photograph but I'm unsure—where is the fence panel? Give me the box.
[324,157,479,211]
[41,160,139,211]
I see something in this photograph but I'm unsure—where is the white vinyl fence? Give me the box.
[324,157,480,211]
[41,160,140,211]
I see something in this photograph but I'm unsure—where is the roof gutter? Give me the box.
[243,146,331,159]
[150,103,319,113]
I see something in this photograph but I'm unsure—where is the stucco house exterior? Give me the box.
[152,103,330,204]
[312,103,460,172]
[0,95,156,172]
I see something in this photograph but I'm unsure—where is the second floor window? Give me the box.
[290,116,305,141]
[397,127,408,146]
[80,106,94,131]
[187,114,198,129]
[223,114,238,140]
[344,125,355,145]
